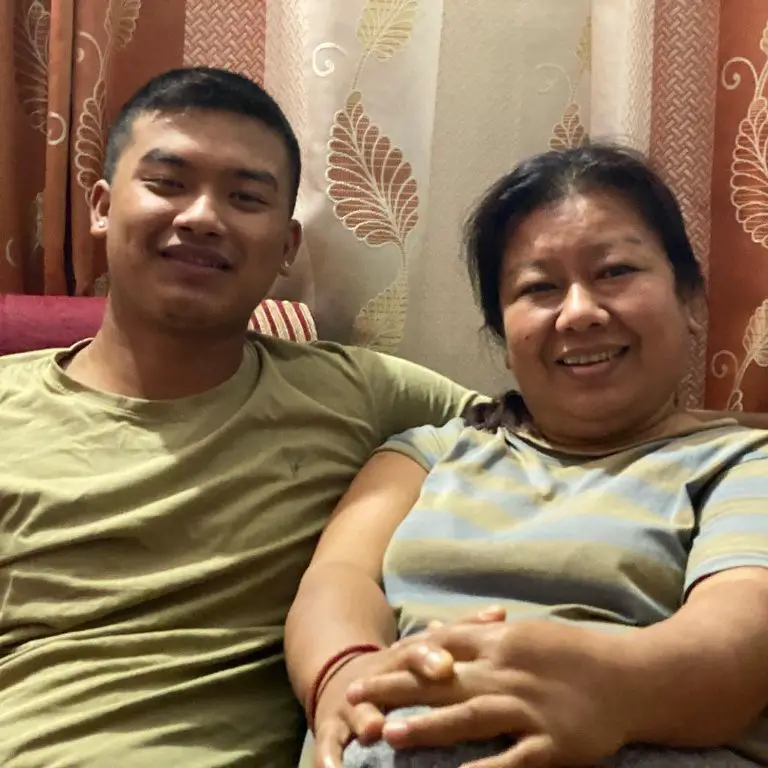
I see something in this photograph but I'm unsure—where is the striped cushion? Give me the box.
[249,300,317,342]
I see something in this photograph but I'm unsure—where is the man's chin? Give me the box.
[152,296,249,336]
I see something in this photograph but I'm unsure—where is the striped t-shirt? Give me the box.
[379,417,768,634]
[378,417,768,759]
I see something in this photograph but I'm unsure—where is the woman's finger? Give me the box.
[401,641,455,679]
[394,607,507,649]
[313,715,350,768]
[462,734,553,768]
[393,624,496,665]
[380,694,531,750]
[345,702,386,745]
[380,639,456,679]
[466,606,507,624]
[347,668,460,709]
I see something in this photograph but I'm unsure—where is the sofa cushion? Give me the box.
[0,295,316,356]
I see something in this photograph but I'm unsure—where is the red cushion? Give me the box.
[0,295,316,356]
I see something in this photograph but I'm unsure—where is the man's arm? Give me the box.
[349,348,484,441]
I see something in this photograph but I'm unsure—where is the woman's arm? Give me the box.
[284,450,427,708]
[621,566,768,747]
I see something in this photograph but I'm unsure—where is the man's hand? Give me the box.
[346,620,633,767]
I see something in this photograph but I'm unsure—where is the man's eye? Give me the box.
[146,178,182,190]
[233,192,267,204]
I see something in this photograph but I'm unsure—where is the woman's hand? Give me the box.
[313,606,508,768]
[312,643,455,768]
[347,620,633,767]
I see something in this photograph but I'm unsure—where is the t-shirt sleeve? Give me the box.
[685,445,768,594]
[347,347,485,444]
[372,418,465,472]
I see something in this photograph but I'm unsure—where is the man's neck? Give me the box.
[66,310,247,400]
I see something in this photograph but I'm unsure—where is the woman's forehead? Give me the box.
[499,194,667,280]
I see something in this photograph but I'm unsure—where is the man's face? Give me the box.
[90,109,300,335]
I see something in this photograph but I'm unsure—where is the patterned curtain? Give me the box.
[2,1,185,296]
[2,1,766,410]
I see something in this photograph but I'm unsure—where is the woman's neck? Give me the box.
[528,399,707,455]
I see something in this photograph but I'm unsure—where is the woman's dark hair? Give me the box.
[462,143,705,432]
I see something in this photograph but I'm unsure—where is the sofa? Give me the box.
[0,294,317,356]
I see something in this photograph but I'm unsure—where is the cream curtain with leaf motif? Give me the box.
[272,0,592,395]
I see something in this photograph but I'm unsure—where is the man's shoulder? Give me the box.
[248,334,457,386]
[248,333,368,374]
[0,348,57,379]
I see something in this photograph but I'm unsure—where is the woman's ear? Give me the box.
[684,290,706,336]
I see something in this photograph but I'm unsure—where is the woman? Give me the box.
[286,145,768,767]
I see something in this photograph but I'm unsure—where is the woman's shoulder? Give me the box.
[663,420,768,459]
[386,417,490,451]
[380,417,508,472]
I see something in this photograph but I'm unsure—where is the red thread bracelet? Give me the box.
[306,643,382,731]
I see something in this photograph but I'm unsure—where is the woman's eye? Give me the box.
[600,264,637,279]
[518,282,557,297]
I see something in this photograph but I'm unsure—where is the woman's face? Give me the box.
[499,191,698,446]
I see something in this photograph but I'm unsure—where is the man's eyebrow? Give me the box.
[137,149,279,190]
[138,149,188,167]
[233,168,278,190]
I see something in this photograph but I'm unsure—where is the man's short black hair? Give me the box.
[104,67,301,211]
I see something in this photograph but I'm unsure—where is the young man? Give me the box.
[0,68,475,767]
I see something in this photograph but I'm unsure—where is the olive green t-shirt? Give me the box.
[0,335,475,767]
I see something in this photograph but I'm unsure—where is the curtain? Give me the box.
[593,0,768,412]
[2,1,766,411]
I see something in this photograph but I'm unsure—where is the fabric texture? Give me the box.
[374,418,768,761]
[0,337,475,767]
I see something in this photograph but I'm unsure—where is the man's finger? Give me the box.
[379,694,529,750]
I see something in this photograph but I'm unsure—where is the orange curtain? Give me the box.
[1,0,261,297]
[705,1,768,412]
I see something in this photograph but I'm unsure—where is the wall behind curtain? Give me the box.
[2,1,766,410]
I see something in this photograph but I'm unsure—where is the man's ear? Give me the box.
[90,180,112,238]
[684,290,706,336]
[279,219,302,277]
